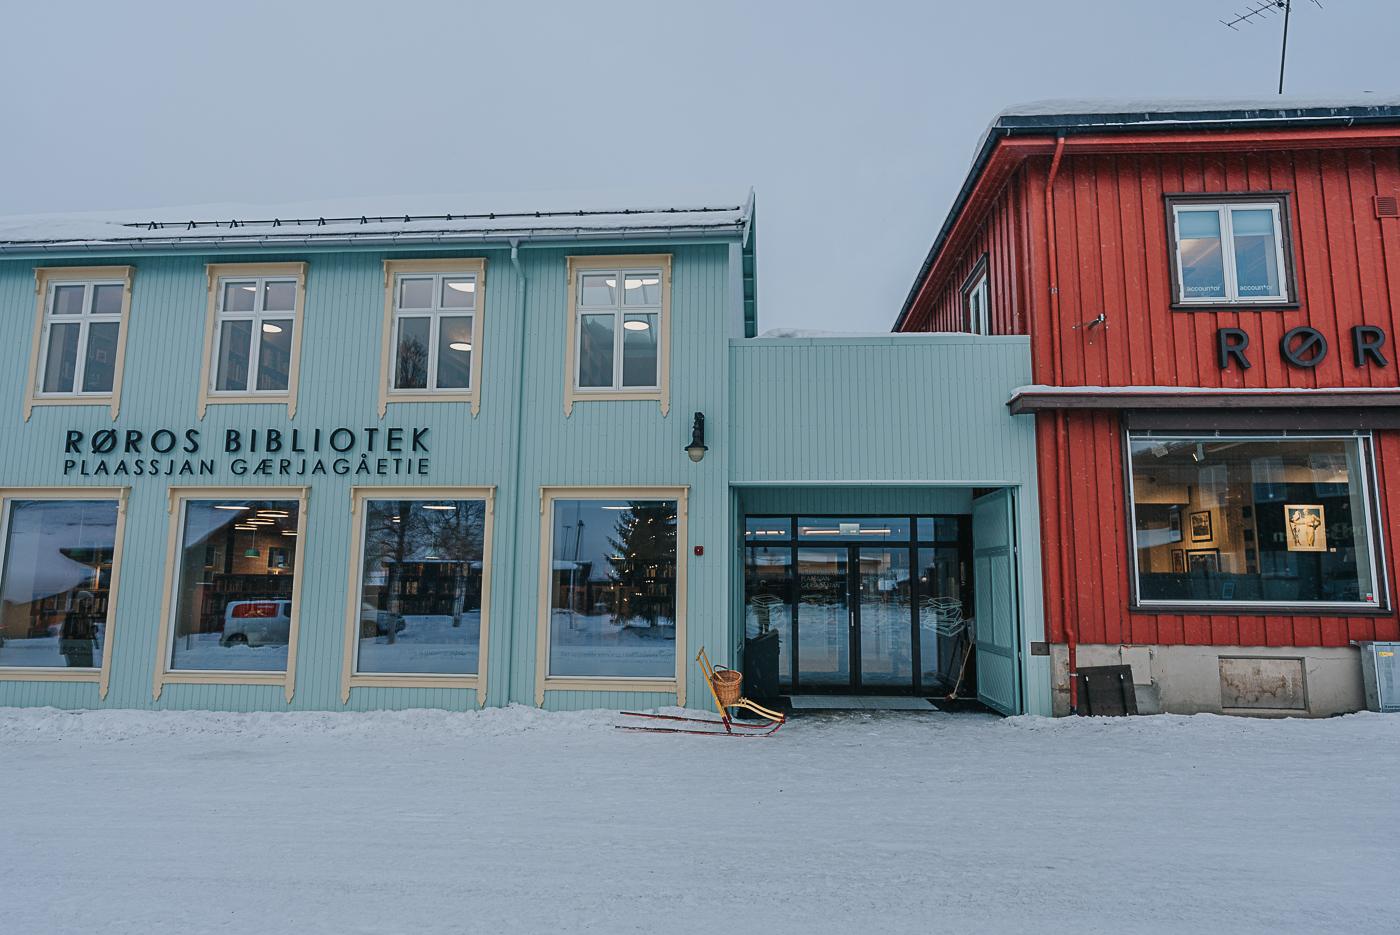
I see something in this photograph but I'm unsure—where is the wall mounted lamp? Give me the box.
[685,412,709,463]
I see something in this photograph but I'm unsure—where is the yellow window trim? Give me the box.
[0,487,130,700]
[24,267,135,422]
[197,263,308,420]
[378,258,487,418]
[534,485,688,706]
[152,485,310,702]
[563,255,671,417]
[340,484,496,704]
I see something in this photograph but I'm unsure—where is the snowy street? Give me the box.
[1,707,1395,934]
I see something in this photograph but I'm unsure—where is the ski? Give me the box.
[614,724,775,737]
[618,710,772,729]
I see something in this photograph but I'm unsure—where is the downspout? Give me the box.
[1043,133,1079,714]
[496,238,530,706]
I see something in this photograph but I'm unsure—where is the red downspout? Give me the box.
[1043,133,1079,714]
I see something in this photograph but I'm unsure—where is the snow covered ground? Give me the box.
[1,706,1395,935]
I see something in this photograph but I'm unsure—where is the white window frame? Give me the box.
[340,485,495,703]
[24,267,134,420]
[1125,432,1387,611]
[152,486,310,701]
[1170,200,1291,306]
[0,487,130,698]
[378,258,486,417]
[534,486,688,704]
[962,262,990,335]
[563,255,671,416]
[197,263,308,418]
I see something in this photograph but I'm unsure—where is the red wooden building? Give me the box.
[896,100,1400,715]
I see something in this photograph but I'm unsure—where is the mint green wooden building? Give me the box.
[0,194,1047,715]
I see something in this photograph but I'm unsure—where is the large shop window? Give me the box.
[26,267,134,418]
[168,498,302,672]
[1128,434,1383,608]
[564,256,671,415]
[379,259,486,415]
[353,497,487,676]
[544,496,680,681]
[0,498,121,670]
[1168,196,1292,306]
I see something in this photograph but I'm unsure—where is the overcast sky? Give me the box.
[2,1,1397,331]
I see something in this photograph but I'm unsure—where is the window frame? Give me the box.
[339,485,495,702]
[152,486,310,701]
[24,267,135,420]
[1122,429,1390,614]
[378,258,487,417]
[960,256,990,334]
[1165,193,1297,309]
[563,255,672,416]
[197,263,308,418]
[0,487,129,698]
[534,486,688,704]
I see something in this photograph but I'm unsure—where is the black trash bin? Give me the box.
[742,629,781,712]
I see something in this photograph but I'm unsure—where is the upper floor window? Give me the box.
[199,263,307,418]
[378,259,486,416]
[25,267,134,419]
[962,259,989,334]
[1167,195,1292,306]
[564,255,671,416]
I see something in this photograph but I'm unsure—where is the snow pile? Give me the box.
[2,706,1396,934]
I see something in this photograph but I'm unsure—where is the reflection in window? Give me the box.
[744,546,792,682]
[0,499,119,669]
[574,268,661,391]
[169,500,300,671]
[391,273,477,392]
[548,499,677,678]
[1129,435,1379,606]
[356,499,486,675]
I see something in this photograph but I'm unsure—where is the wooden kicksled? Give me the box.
[617,647,787,736]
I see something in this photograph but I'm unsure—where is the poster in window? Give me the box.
[1284,504,1326,552]
[1189,510,1213,542]
[1186,548,1219,573]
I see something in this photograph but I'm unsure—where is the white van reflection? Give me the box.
[220,600,292,647]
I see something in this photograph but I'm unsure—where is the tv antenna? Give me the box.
[1220,0,1325,94]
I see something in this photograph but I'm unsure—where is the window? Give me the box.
[25,267,133,418]
[564,256,671,415]
[199,263,307,417]
[962,260,989,334]
[536,487,688,701]
[0,493,125,686]
[379,259,486,416]
[343,489,493,697]
[1167,196,1292,305]
[155,490,307,697]
[1127,433,1383,609]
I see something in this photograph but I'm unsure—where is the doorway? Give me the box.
[743,515,971,695]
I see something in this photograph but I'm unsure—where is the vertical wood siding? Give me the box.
[0,241,734,711]
[905,142,1400,649]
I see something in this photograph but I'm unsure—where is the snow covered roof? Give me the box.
[0,188,755,255]
[895,95,1400,331]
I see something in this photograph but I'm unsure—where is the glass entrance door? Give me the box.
[856,547,913,689]
[795,548,849,688]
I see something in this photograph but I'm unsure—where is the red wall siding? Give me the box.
[908,171,1027,335]
[909,140,1400,648]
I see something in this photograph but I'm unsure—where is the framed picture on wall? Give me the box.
[1171,549,1186,573]
[1186,548,1219,574]
[1284,504,1327,552]
[1168,509,1182,543]
[268,546,290,570]
[1189,510,1213,542]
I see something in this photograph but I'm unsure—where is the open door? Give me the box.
[972,489,1022,715]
